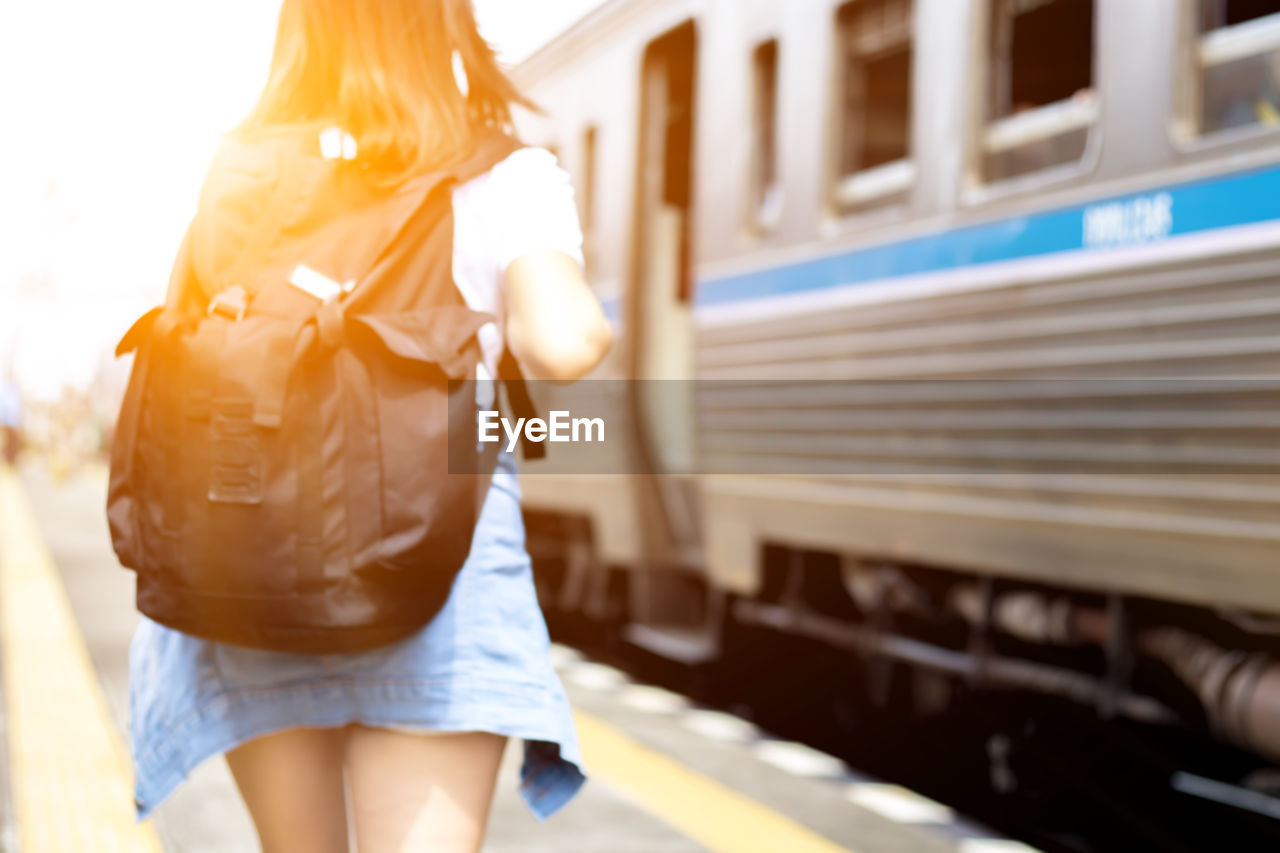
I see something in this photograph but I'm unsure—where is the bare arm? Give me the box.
[504,249,613,382]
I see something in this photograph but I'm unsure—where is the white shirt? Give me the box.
[449,147,586,377]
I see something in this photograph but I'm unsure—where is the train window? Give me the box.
[1196,0,1280,135]
[983,0,1097,182]
[833,0,915,209]
[751,39,781,229]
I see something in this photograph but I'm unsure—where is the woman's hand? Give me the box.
[504,249,613,382]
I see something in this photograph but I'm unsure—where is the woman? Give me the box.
[128,2,612,850]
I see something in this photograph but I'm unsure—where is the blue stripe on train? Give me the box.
[695,163,1280,308]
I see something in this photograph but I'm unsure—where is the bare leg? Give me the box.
[226,726,349,853]
[345,726,507,853]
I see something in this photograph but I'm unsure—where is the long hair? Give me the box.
[240,0,535,179]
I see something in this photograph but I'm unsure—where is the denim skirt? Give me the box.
[128,449,586,821]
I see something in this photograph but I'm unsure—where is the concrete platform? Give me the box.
[1,460,1037,852]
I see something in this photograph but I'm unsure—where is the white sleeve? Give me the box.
[485,147,586,273]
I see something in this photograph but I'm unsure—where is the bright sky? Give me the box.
[0,0,605,401]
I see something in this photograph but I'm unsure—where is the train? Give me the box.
[508,0,1280,778]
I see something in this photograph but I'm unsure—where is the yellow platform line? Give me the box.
[0,470,161,852]
[574,709,853,853]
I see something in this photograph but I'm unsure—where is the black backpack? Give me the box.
[108,127,531,653]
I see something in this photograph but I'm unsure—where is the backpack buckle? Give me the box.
[208,285,248,322]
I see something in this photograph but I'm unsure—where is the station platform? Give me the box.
[0,461,1040,852]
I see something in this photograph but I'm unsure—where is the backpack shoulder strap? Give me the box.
[497,348,545,461]
[449,128,526,186]
[453,130,544,460]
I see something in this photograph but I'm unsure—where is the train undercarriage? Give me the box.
[526,512,1280,851]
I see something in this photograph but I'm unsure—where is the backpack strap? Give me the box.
[465,130,544,461]
[497,348,545,461]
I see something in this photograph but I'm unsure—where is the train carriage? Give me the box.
[510,0,1280,768]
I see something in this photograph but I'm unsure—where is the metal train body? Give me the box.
[510,0,1280,672]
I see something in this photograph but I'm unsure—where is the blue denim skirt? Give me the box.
[128,449,585,821]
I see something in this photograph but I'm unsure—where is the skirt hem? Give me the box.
[132,676,586,822]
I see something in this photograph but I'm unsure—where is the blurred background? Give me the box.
[5,2,1280,851]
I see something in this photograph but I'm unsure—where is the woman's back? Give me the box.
[124,2,610,848]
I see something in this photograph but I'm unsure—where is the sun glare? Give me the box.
[0,0,604,401]
[0,0,279,399]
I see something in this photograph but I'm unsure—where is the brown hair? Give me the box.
[240,0,534,179]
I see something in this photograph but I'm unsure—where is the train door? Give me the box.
[625,21,708,660]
